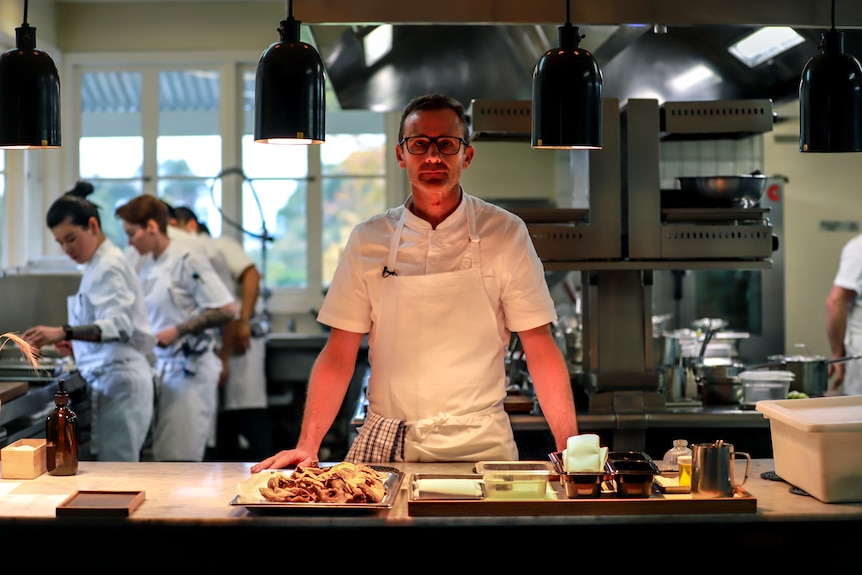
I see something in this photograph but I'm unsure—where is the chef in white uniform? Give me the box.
[172,206,271,460]
[24,182,155,462]
[252,93,580,471]
[826,233,862,395]
[116,195,236,462]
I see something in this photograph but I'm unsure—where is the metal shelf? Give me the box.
[542,259,773,271]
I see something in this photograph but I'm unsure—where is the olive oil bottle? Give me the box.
[46,379,78,476]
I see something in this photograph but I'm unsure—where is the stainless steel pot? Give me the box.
[765,353,862,396]
[695,358,745,405]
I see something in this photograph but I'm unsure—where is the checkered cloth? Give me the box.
[345,411,405,463]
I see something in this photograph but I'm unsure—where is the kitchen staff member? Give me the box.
[23,182,156,462]
[115,195,236,461]
[252,93,579,470]
[173,206,272,460]
[826,232,862,395]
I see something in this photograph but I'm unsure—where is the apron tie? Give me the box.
[408,405,499,441]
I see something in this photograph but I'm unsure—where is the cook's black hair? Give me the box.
[173,206,199,226]
[46,181,101,229]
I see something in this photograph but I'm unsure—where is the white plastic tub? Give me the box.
[756,395,862,503]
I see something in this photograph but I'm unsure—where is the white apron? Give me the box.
[366,198,517,462]
[67,295,154,462]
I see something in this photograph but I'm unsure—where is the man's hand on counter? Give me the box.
[250,448,320,474]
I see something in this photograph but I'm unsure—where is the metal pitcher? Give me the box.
[691,440,751,498]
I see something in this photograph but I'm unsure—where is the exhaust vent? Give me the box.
[659,99,774,140]
[468,99,532,142]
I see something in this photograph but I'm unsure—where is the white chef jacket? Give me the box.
[139,241,235,461]
[68,239,155,461]
[832,233,862,395]
[141,242,235,346]
[318,193,556,352]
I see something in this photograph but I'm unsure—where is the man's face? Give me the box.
[395,108,473,195]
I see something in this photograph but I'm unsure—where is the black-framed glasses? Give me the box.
[399,136,468,155]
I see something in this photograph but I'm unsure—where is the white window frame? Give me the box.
[56,50,405,316]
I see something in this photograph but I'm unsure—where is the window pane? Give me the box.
[158,177,223,238]
[243,138,308,179]
[80,136,144,179]
[158,69,221,232]
[89,180,145,249]
[322,134,386,176]
[322,176,385,283]
[157,135,222,177]
[242,178,308,289]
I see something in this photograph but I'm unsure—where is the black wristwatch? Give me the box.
[62,324,73,341]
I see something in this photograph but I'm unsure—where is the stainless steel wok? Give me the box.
[676,173,768,208]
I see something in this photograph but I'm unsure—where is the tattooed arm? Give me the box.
[154,303,236,348]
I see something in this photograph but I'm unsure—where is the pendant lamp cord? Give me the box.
[831,0,836,31]
[22,0,28,25]
[565,0,570,25]
[286,0,293,19]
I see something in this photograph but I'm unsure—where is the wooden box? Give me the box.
[1,438,47,479]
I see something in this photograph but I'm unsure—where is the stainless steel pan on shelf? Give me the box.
[674,173,768,208]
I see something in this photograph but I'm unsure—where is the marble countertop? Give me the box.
[1,459,859,525]
[1,459,858,568]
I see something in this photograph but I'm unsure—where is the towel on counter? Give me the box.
[563,434,608,472]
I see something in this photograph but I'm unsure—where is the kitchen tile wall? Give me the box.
[659,135,764,189]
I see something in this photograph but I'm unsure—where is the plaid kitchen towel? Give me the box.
[345,410,405,463]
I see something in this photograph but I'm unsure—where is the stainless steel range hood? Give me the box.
[310,23,859,116]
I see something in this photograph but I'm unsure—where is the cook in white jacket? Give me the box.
[24,182,156,462]
[116,195,236,462]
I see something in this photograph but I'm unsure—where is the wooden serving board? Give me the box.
[407,474,756,517]
[56,490,146,517]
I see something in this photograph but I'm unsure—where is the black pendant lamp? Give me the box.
[799,0,862,153]
[255,0,325,144]
[0,0,61,149]
[532,0,602,149]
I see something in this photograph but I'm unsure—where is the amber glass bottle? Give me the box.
[46,379,78,476]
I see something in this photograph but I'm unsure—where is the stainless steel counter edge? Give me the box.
[508,409,768,432]
[0,372,86,428]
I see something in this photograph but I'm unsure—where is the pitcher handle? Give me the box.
[734,451,752,486]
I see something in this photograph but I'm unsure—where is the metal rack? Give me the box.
[513,98,776,431]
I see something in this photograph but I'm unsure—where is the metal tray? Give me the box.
[230,465,404,513]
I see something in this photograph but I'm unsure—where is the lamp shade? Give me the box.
[799,29,862,152]
[532,23,602,149]
[0,24,61,149]
[254,17,325,144]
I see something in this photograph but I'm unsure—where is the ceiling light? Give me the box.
[799,0,862,153]
[254,0,325,145]
[729,27,805,68]
[0,0,61,149]
[531,0,603,150]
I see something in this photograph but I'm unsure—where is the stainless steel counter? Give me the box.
[0,371,89,448]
